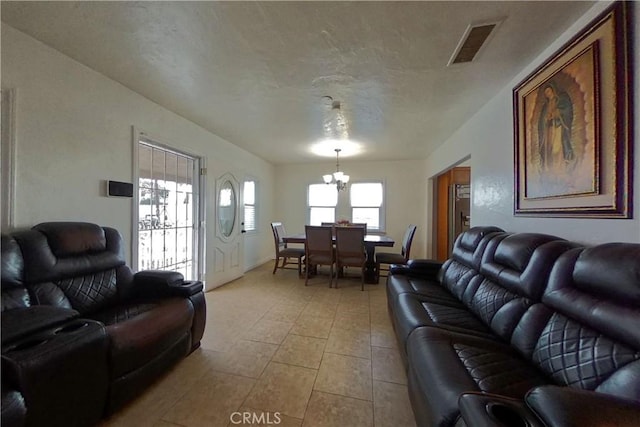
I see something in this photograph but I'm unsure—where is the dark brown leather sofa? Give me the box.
[387,226,640,427]
[1,222,206,427]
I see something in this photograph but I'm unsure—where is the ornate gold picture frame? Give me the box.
[513,2,632,217]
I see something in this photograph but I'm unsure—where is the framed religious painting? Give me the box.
[513,2,633,217]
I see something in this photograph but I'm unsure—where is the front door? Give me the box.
[210,172,244,288]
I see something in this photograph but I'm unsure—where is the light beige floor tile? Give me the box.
[336,301,370,316]
[370,324,398,349]
[200,330,239,353]
[243,319,294,345]
[301,302,338,319]
[262,303,306,323]
[373,381,416,427]
[272,334,327,369]
[372,346,406,385]
[234,407,303,427]
[314,352,372,401]
[162,370,255,427]
[302,391,373,427]
[339,288,371,304]
[310,289,341,305]
[209,339,279,378]
[370,309,393,329]
[243,362,317,419]
[333,311,371,332]
[325,327,371,359]
[290,315,334,339]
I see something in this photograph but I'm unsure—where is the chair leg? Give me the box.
[361,265,365,291]
[330,264,334,288]
[304,259,310,286]
[273,257,280,274]
[333,263,338,289]
[298,257,302,277]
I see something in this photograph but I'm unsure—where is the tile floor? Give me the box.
[101,263,416,427]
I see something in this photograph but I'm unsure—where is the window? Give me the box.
[243,180,256,232]
[350,182,384,231]
[308,183,338,225]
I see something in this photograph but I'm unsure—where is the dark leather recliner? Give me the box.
[387,227,640,427]
[1,222,207,426]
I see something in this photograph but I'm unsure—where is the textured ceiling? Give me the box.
[1,1,594,164]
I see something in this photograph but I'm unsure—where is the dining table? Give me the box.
[282,232,395,284]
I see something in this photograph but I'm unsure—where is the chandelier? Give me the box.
[323,148,350,191]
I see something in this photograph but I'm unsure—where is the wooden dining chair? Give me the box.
[304,225,335,287]
[347,223,367,234]
[335,226,367,291]
[271,222,305,276]
[375,224,417,281]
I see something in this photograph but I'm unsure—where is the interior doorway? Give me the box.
[434,165,471,261]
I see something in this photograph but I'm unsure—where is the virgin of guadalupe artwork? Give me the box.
[523,46,598,199]
[538,83,574,174]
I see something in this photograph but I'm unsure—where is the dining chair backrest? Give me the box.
[401,224,418,259]
[335,226,366,258]
[305,226,334,256]
[321,222,337,236]
[348,223,367,234]
[271,222,286,251]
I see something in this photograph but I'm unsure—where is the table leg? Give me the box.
[364,245,378,284]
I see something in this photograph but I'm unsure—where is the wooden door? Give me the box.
[435,167,470,261]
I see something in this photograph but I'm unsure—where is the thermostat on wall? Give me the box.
[107,180,133,198]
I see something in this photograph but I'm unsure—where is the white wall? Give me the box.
[424,1,640,248]
[275,159,427,258]
[1,25,276,284]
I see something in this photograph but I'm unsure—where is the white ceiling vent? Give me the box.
[448,20,502,66]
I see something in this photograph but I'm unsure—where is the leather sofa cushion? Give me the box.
[386,274,461,306]
[34,222,107,257]
[92,298,193,378]
[1,235,29,312]
[391,292,494,357]
[1,306,79,345]
[1,236,24,289]
[13,226,125,285]
[406,326,550,427]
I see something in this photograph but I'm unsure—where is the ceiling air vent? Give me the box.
[448,21,500,66]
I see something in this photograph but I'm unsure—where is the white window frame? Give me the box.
[349,181,386,232]
[243,178,257,233]
[307,183,338,225]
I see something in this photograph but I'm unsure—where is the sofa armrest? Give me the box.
[389,259,443,280]
[133,270,204,298]
[525,386,640,427]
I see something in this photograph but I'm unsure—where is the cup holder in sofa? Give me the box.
[458,392,544,427]
[6,338,50,353]
[486,403,529,427]
[54,321,89,334]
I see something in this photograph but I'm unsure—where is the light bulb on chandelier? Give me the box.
[323,148,350,191]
